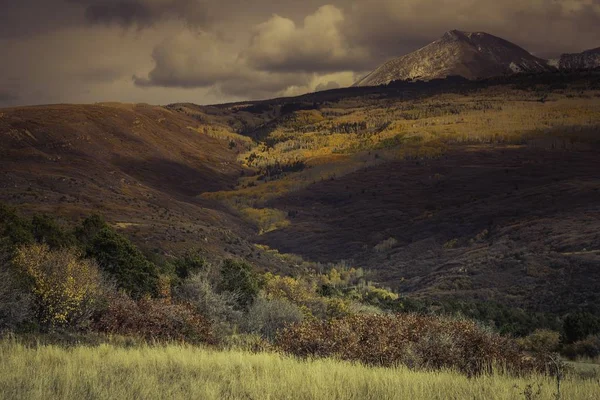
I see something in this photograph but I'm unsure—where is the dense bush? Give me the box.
[0,260,32,331]
[243,297,304,340]
[563,312,600,343]
[86,227,160,298]
[562,335,600,360]
[176,271,241,337]
[218,259,260,309]
[0,204,34,247]
[517,329,561,354]
[170,252,206,281]
[74,214,108,245]
[93,292,214,344]
[276,314,536,376]
[385,297,563,337]
[31,215,74,249]
[12,244,103,330]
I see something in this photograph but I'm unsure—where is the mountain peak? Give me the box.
[555,46,600,70]
[441,30,490,41]
[354,31,552,87]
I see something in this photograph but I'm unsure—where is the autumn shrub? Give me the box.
[11,244,103,330]
[276,314,536,376]
[93,292,214,344]
[263,273,346,319]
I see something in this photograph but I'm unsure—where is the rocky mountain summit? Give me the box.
[550,47,600,70]
[354,30,553,86]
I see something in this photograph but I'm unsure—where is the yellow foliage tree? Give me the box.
[12,244,103,329]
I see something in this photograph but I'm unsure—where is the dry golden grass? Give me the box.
[0,340,598,400]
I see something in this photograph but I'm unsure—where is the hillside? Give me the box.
[0,103,266,265]
[354,30,552,86]
[1,72,600,313]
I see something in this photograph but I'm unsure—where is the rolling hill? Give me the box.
[1,71,600,313]
[0,103,263,264]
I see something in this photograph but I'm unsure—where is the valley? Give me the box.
[1,72,600,313]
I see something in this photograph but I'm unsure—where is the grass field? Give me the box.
[0,340,598,400]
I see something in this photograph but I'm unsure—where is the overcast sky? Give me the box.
[1,0,599,107]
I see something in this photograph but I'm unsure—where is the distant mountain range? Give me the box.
[354,30,600,87]
[550,47,600,70]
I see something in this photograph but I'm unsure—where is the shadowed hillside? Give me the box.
[0,103,262,264]
[2,72,600,313]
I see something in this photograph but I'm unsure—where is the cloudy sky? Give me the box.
[1,0,600,107]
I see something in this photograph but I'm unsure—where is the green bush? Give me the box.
[218,259,260,309]
[31,215,74,249]
[86,228,159,298]
[74,215,108,245]
[171,252,206,281]
[0,204,33,248]
[563,312,600,343]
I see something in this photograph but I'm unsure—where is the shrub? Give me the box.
[518,329,561,354]
[31,215,74,249]
[243,297,304,340]
[276,314,535,376]
[0,255,32,331]
[562,335,600,360]
[12,244,103,330]
[218,259,260,309]
[86,227,159,298]
[0,204,33,247]
[563,312,600,343]
[263,273,316,303]
[374,237,398,252]
[171,252,206,281]
[175,271,241,337]
[74,214,108,245]
[92,292,214,344]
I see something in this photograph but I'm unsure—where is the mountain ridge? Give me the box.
[354,30,598,87]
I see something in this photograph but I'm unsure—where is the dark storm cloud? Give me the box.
[2,0,600,106]
[0,0,83,38]
[70,0,208,27]
[343,0,600,59]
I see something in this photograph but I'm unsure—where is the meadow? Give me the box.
[0,340,599,400]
